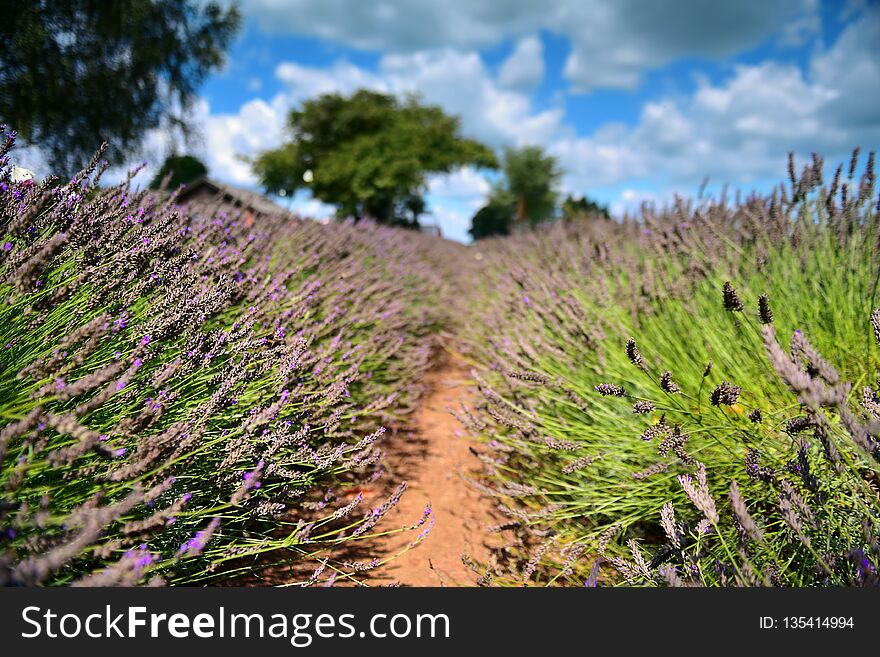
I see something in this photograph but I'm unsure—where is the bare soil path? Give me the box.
[363,347,501,586]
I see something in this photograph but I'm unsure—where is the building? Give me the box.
[175,177,288,227]
[419,222,442,237]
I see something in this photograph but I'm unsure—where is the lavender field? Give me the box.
[1,124,878,587]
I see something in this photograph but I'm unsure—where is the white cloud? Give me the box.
[609,188,659,218]
[498,36,544,89]
[274,59,387,102]
[197,96,287,186]
[268,47,563,154]
[551,9,880,195]
[779,0,821,46]
[377,49,563,147]
[426,167,490,200]
[235,0,815,92]
[285,192,336,219]
[60,2,873,244]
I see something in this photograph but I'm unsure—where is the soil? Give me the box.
[359,347,501,586]
[226,346,501,587]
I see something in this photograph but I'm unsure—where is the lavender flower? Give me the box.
[595,383,625,397]
[659,371,681,394]
[710,381,742,406]
[625,337,645,370]
[758,294,773,324]
[729,481,763,542]
[678,463,719,524]
[722,281,744,312]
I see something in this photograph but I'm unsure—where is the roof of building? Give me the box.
[419,222,442,237]
[176,177,287,216]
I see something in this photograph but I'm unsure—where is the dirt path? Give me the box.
[363,348,501,586]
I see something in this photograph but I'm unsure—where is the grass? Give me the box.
[0,135,442,586]
[460,154,880,586]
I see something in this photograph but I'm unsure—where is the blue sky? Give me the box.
[124,1,880,241]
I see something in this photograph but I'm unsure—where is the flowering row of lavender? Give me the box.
[0,130,440,586]
[462,150,880,586]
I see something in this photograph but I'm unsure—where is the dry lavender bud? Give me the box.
[758,293,773,324]
[790,330,840,384]
[861,387,880,419]
[658,565,685,587]
[779,495,811,548]
[763,326,847,409]
[632,461,668,480]
[859,151,875,203]
[678,463,719,524]
[811,152,824,186]
[544,436,581,451]
[660,503,680,549]
[522,535,556,582]
[632,400,655,414]
[729,480,763,543]
[506,369,550,384]
[625,337,645,370]
[765,563,783,587]
[595,383,625,397]
[596,524,620,557]
[562,453,601,474]
[827,163,842,213]
[748,409,763,423]
[641,422,672,443]
[785,416,814,434]
[702,359,713,378]
[710,381,742,406]
[745,448,775,483]
[659,371,681,394]
[780,479,817,530]
[722,281,744,312]
[848,146,860,179]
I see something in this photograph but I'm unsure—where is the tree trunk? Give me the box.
[515,196,527,228]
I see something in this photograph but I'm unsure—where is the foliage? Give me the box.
[0,131,442,586]
[561,194,610,220]
[0,1,240,175]
[254,90,497,227]
[501,145,561,227]
[149,154,208,190]
[468,199,512,241]
[469,146,562,239]
[460,150,880,586]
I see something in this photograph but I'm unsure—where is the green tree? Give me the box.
[253,90,497,227]
[149,154,208,189]
[502,145,561,227]
[468,195,513,240]
[561,193,610,220]
[0,1,241,175]
[469,145,561,238]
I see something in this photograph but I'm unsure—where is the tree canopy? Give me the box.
[561,193,611,220]
[468,199,512,241]
[149,154,208,189]
[503,145,562,227]
[469,145,561,239]
[0,1,241,175]
[253,90,498,227]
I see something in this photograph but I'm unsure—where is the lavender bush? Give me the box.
[461,150,880,586]
[0,129,441,586]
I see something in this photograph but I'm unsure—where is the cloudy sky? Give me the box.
[115,1,880,240]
